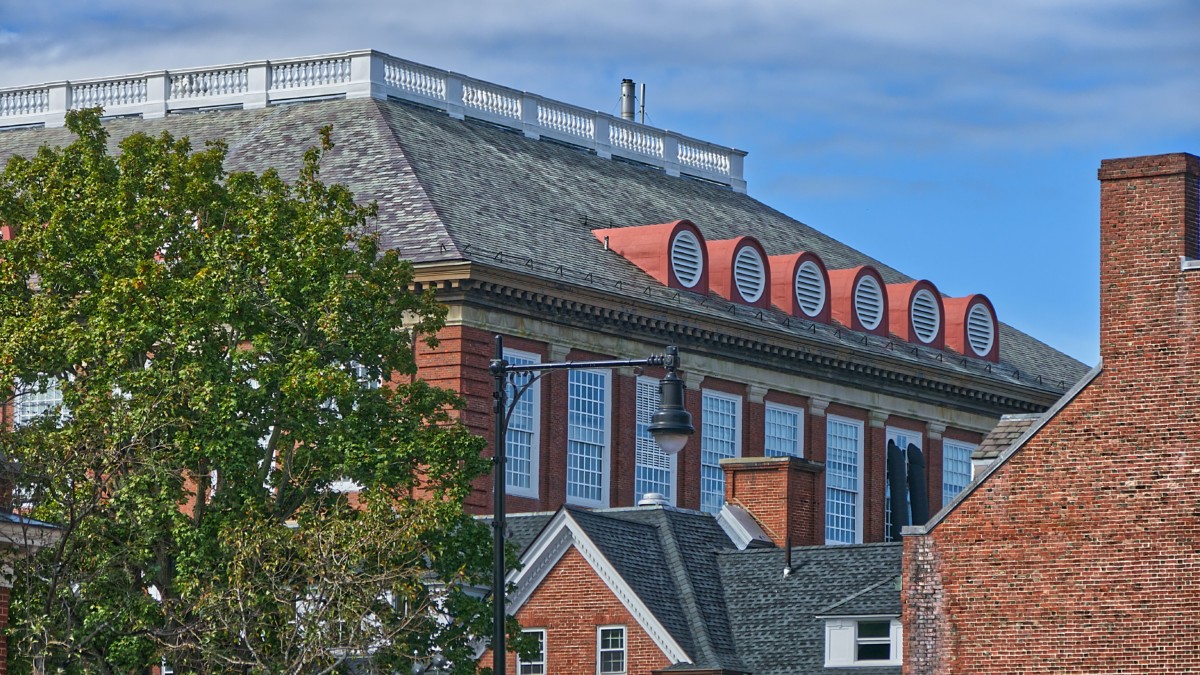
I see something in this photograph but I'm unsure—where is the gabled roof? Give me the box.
[0,96,1089,404]
[509,506,902,674]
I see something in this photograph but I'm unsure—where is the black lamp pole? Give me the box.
[488,335,693,675]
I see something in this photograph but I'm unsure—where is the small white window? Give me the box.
[597,626,626,674]
[518,628,546,675]
[732,245,766,303]
[825,618,903,667]
[670,229,703,288]
[853,275,884,330]
[794,259,826,317]
[910,288,940,343]
[567,369,610,507]
[764,402,803,458]
[504,349,541,499]
[635,376,676,504]
[701,390,742,514]
[825,415,864,544]
[966,303,995,356]
[942,439,976,504]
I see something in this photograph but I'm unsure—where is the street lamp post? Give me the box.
[488,335,694,675]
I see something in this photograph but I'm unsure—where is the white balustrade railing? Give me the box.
[72,78,148,109]
[462,81,520,120]
[171,68,249,99]
[537,101,593,139]
[0,50,746,191]
[271,57,351,90]
[0,87,50,117]
[610,120,665,159]
[383,60,444,100]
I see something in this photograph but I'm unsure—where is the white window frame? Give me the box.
[504,349,542,499]
[825,415,864,545]
[518,628,546,675]
[700,390,742,514]
[942,438,977,505]
[824,617,903,667]
[634,375,677,505]
[566,368,611,507]
[884,427,922,543]
[12,377,64,429]
[596,625,627,675]
[764,401,804,458]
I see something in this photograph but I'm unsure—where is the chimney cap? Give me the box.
[638,492,669,506]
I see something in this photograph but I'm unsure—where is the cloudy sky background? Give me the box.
[2,0,1198,365]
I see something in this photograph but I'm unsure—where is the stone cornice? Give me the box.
[422,264,1067,416]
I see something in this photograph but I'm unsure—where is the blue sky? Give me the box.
[2,0,1198,365]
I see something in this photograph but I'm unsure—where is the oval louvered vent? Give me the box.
[670,230,703,288]
[911,288,940,343]
[733,246,765,302]
[967,303,995,356]
[853,275,883,330]
[794,260,826,317]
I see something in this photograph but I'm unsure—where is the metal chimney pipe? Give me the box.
[621,79,636,121]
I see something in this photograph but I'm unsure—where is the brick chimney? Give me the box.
[1098,153,1200,371]
[721,456,823,547]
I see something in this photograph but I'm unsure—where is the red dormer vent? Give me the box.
[593,219,709,293]
[887,280,945,349]
[769,251,830,322]
[828,266,889,336]
[944,294,999,362]
[707,236,771,308]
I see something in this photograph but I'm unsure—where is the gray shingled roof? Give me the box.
[974,413,1042,460]
[0,97,1089,392]
[717,543,902,675]
[509,507,901,673]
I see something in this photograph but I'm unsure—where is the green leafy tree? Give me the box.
[0,110,497,673]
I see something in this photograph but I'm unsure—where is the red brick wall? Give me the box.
[903,153,1200,673]
[485,547,674,675]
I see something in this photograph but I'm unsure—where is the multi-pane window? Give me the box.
[635,376,675,504]
[856,621,893,661]
[13,378,63,428]
[567,369,609,506]
[764,402,804,458]
[825,415,863,544]
[884,428,921,543]
[597,626,626,674]
[942,439,976,504]
[504,350,541,498]
[700,391,741,514]
[518,628,546,675]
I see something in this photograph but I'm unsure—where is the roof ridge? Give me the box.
[815,574,901,616]
[654,510,735,669]
[367,99,463,258]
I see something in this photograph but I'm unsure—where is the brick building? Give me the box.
[902,152,1200,673]
[0,50,1089,670]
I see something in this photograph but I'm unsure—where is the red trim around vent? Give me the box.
[592,219,709,293]
[828,265,889,336]
[887,280,946,349]
[944,294,999,363]
[707,236,771,309]
[769,251,831,323]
